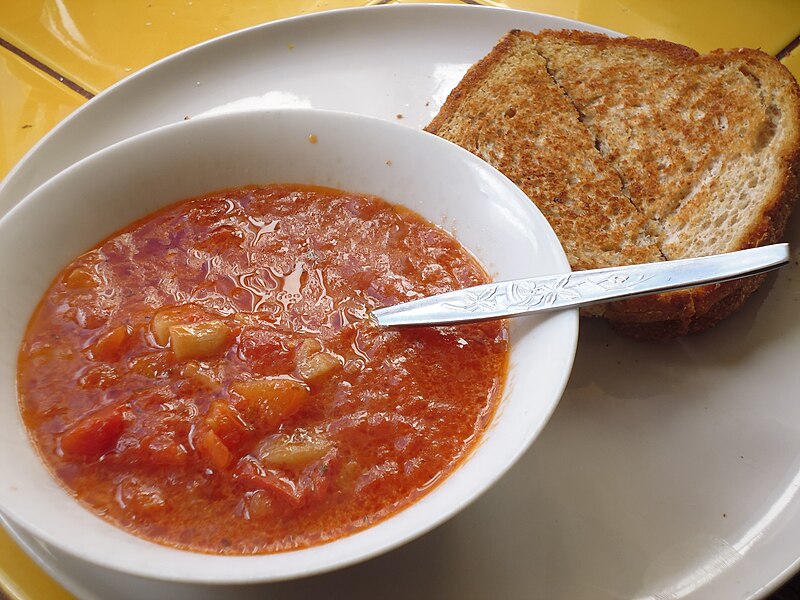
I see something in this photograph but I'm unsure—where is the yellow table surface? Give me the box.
[0,47,84,182]
[0,1,798,598]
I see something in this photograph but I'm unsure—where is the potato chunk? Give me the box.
[257,431,332,469]
[169,321,231,360]
[183,361,220,390]
[152,306,189,345]
[231,378,309,431]
[296,338,322,359]
[151,304,215,346]
[295,339,342,384]
[298,352,342,383]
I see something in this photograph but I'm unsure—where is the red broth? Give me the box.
[18,184,507,554]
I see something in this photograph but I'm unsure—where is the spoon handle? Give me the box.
[371,244,791,327]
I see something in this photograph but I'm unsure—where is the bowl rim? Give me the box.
[0,107,578,583]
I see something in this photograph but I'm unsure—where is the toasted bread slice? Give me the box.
[425,31,663,274]
[426,30,800,338]
[532,30,800,261]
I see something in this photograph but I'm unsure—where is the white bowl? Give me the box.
[0,109,577,584]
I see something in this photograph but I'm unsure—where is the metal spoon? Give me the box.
[371,244,790,327]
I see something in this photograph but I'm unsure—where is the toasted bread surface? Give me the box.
[427,30,800,338]
[425,31,663,273]
[531,30,800,261]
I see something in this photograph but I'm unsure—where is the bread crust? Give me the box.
[427,29,800,339]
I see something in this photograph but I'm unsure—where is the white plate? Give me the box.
[1,4,799,599]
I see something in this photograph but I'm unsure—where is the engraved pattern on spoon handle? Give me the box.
[444,269,658,314]
[371,244,790,327]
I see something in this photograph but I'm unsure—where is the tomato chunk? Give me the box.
[237,326,295,375]
[233,457,302,505]
[60,404,127,460]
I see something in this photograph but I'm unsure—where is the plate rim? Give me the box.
[0,4,798,599]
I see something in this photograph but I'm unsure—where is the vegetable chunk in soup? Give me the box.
[18,184,508,554]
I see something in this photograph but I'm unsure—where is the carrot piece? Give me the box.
[196,429,232,470]
[205,399,250,451]
[64,266,100,289]
[87,325,130,362]
[129,351,175,378]
[231,378,309,431]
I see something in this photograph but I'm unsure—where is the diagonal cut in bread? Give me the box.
[426,29,800,339]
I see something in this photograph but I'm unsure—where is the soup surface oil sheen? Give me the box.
[18,184,508,554]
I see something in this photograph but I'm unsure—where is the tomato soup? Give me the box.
[18,184,507,554]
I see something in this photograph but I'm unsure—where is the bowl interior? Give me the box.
[0,109,576,583]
